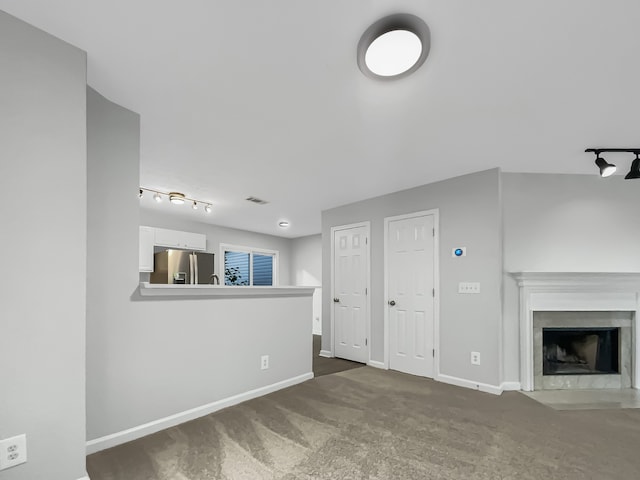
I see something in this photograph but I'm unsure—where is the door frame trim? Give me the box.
[383,209,440,376]
[330,221,371,363]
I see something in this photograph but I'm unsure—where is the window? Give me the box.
[221,244,278,286]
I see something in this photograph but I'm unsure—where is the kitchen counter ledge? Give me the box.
[139,282,315,298]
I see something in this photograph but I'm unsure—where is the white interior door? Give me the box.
[387,213,436,377]
[333,224,369,363]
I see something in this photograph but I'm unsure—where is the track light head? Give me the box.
[625,155,640,180]
[204,204,212,213]
[595,155,616,177]
[153,192,162,202]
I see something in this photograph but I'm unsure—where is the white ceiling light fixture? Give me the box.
[140,187,213,214]
[278,221,290,228]
[169,192,185,205]
[357,13,431,81]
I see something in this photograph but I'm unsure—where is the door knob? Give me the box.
[388,300,396,306]
[333,298,340,303]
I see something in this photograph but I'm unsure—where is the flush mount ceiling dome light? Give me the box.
[169,192,186,205]
[357,13,431,80]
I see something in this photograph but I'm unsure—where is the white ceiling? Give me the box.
[2,1,639,237]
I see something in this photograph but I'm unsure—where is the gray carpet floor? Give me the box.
[312,335,364,377]
[87,367,640,479]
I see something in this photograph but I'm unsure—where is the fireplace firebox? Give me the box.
[543,327,619,376]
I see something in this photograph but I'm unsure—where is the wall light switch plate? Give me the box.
[0,434,27,471]
[458,282,480,294]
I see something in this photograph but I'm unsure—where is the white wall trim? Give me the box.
[86,372,313,455]
[319,350,333,358]
[77,476,91,480]
[500,381,522,391]
[330,221,371,363]
[368,360,386,369]
[383,209,440,375]
[436,373,503,395]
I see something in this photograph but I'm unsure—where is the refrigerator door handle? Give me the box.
[189,254,194,284]
[193,253,199,285]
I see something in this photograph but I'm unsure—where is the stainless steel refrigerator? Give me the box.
[150,250,215,284]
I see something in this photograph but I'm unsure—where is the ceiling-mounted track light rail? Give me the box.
[139,187,213,213]
[585,148,640,179]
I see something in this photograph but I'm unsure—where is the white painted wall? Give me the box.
[291,234,322,335]
[501,172,640,383]
[322,169,503,388]
[140,210,293,285]
[0,11,88,480]
[87,88,312,447]
[86,87,141,442]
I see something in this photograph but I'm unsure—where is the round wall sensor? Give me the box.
[452,247,467,257]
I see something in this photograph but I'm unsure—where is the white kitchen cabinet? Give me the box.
[154,227,206,251]
[139,226,155,272]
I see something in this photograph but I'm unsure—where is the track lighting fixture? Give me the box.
[586,148,640,180]
[594,155,616,177]
[140,187,213,213]
[626,154,640,180]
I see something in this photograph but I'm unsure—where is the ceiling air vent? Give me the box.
[246,196,269,205]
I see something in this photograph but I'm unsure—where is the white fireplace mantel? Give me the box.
[511,272,640,391]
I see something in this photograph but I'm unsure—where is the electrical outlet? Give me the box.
[260,355,269,370]
[471,352,481,366]
[0,434,27,471]
[458,282,481,294]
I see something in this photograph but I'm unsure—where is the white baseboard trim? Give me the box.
[86,372,314,455]
[368,360,386,369]
[500,381,522,391]
[436,373,503,395]
[319,350,333,358]
[77,476,91,480]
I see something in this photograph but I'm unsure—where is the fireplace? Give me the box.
[542,327,619,376]
[511,272,640,392]
[533,311,632,390]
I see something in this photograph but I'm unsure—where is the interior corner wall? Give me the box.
[0,11,88,480]
[86,87,141,441]
[139,210,294,286]
[501,172,640,383]
[321,169,503,388]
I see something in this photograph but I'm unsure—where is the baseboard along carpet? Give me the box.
[87,367,640,479]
